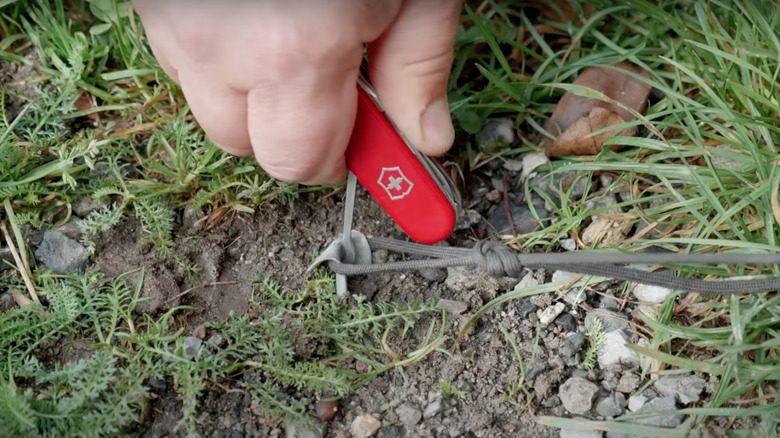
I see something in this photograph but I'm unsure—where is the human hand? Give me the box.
[131,0,462,185]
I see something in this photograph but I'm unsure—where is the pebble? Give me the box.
[146,377,167,390]
[376,425,403,438]
[595,393,625,417]
[616,372,641,394]
[423,399,444,419]
[555,313,577,333]
[516,300,537,319]
[206,333,227,349]
[454,208,482,231]
[584,310,629,333]
[350,414,381,438]
[558,376,599,415]
[419,268,448,283]
[477,118,515,150]
[560,429,603,438]
[526,359,548,381]
[627,395,648,412]
[514,271,542,290]
[488,201,549,235]
[445,265,499,292]
[0,247,13,272]
[654,374,706,404]
[552,270,579,285]
[437,299,468,315]
[56,220,83,241]
[541,395,561,408]
[34,230,89,274]
[520,152,549,182]
[538,302,566,327]
[552,271,587,305]
[559,333,585,366]
[182,204,205,231]
[395,402,422,427]
[560,238,577,251]
[598,331,639,369]
[632,283,673,303]
[183,336,203,359]
[503,159,524,172]
[563,288,587,305]
[286,419,325,438]
[633,396,683,428]
[597,295,619,311]
[72,196,102,217]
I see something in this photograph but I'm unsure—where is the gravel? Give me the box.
[437,299,468,315]
[598,331,640,368]
[584,310,630,333]
[538,302,567,327]
[395,403,422,428]
[632,283,674,303]
[34,229,89,274]
[654,374,707,404]
[423,399,445,419]
[350,414,382,438]
[633,396,683,428]
[595,393,625,417]
[558,376,600,415]
[487,200,549,235]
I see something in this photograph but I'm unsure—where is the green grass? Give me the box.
[454,0,780,435]
[2,0,780,436]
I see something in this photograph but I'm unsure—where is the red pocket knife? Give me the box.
[345,74,461,245]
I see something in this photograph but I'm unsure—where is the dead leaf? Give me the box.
[74,91,99,123]
[581,216,630,248]
[545,61,652,157]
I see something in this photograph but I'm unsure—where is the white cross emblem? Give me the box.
[378,167,414,200]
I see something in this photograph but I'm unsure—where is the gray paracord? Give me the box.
[327,237,780,296]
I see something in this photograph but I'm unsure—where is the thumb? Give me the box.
[367,0,462,157]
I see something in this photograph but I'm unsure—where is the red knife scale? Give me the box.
[345,85,456,245]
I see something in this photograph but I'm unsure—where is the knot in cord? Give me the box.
[474,241,524,277]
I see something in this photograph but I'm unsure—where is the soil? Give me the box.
[84,179,568,438]
[1,56,749,438]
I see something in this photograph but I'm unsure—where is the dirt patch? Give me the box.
[1,51,44,121]
[85,181,573,437]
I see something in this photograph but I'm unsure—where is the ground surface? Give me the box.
[2,1,779,437]
[90,183,564,438]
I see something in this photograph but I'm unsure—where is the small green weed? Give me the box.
[579,317,604,371]
[439,378,466,401]
[0,270,442,437]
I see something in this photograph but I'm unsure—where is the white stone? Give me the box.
[633,283,673,303]
[598,330,639,368]
[350,414,381,438]
[503,159,524,172]
[560,238,577,251]
[538,302,566,327]
[627,395,648,412]
[520,152,549,181]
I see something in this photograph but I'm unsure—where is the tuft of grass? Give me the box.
[457,0,780,434]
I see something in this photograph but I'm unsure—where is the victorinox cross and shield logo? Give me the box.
[378,167,414,200]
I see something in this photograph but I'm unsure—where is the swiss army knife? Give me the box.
[345,73,462,245]
[309,71,462,296]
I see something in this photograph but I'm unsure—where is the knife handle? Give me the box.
[345,85,456,245]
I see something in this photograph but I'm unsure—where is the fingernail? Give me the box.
[420,95,455,156]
